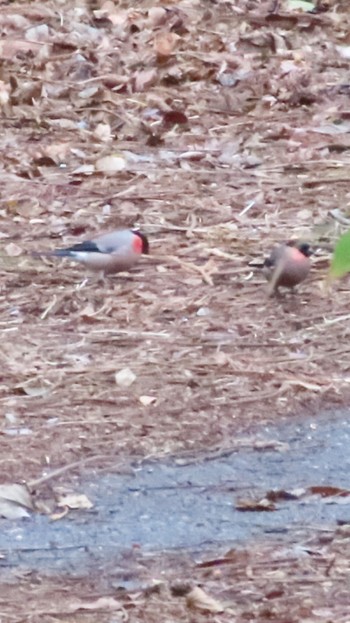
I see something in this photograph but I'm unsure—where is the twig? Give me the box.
[166,255,217,285]
[329,209,350,226]
[27,455,124,490]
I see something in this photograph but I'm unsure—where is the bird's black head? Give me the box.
[297,242,313,257]
[286,240,313,257]
[132,230,149,255]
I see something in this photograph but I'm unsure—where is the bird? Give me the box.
[33,228,149,279]
[252,241,312,295]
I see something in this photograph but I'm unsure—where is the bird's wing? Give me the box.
[60,240,99,254]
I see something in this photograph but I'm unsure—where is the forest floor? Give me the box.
[0,0,350,620]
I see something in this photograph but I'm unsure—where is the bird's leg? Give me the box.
[96,270,106,285]
[75,271,106,290]
[76,276,89,290]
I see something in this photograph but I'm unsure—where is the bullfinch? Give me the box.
[253,241,312,295]
[34,228,149,276]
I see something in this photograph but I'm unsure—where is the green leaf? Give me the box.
[329,230,350,279]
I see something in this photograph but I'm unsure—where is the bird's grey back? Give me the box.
[94,229,134,254]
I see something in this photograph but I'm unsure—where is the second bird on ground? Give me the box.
[256,241,312,296]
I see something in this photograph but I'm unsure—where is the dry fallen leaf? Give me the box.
[72,164,95,175]
[0,39,46,59]
[57,493,93,510]
[0,483,33,519]
[139,395,157,406]
[154,32,180,57]
[50,507,69,521]
[148,6,167,27]
[236,497,276,512]
[308,485,350,498]
[5,242,22,257]
[95,153,127,173]
[16,379,53,397]
[68,597,123,613]
[186,586,225,613]
[133,69,157,92]
[115,367,137,388]
[162,110,188,126]
[93,122,112,142]
[0,81,10,106]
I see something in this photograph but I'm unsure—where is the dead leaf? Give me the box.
[133,69,157,92]
[115,367,136,388]
[308,485,350,498]
[72,164,95,175]
[266,489,303,502]
[68,597,122,613]
[25,24,50,42]
[0,81,11,106]
[336,45,350,60]
[57,493,93,510]
[16,379,53,397]
[95,154,127,173]
[0,14,30,30]
[139,395,157,406]
[236,497,276,511]
[162,110,188,126]
[50,507,69,521]
[154,32,180,58]
[148,7,167,27]
[0,39,46,59]
[0,500,31,520]
[78,85,99,99]
[5,242,22,257]
[186,586,225,613]
[79,304,103,323]
[93,123,112,142]
[0,483,33,519]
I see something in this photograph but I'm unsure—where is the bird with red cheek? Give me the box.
[253,241,312,296]
[33,228,149,281]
